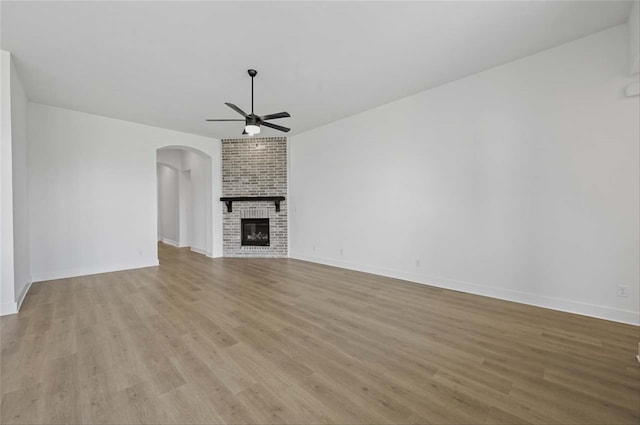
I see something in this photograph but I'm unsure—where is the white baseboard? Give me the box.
[161,238,192,249]
[161,238,179,247]
[290,253,640,326]
[31,259,160,283]
[0,302,18,316]
[190,246,210,256]
[16,280,32,311]
[0,280,33,317]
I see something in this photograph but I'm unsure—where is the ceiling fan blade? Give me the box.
[225,102,248,117]
[262,121,290,133]
[261,112,290,120]
[205,119,245,121]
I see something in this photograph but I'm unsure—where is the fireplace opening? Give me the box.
[241,218,270,246]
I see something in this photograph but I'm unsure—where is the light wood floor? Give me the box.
[1,244,639,424]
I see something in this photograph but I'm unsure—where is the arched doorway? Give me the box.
[156,146,213,258]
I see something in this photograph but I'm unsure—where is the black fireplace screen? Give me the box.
[241,218,270,246]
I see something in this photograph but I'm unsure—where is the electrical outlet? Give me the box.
[617,285,629,297]
[415,259,421,267]
[312,244,316,252]
[340,248,344,255]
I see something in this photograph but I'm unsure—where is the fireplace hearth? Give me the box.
[241,218,270,247]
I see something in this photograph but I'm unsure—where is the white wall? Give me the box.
[0,51,16,314]
[289,25,640,325]
[157,149,182,246]
[157,148,183,170]
[157,163,179,245]
[182,150,211,255]
[179,169,192,247]
[10,57,30,308]
[28,103,223,282]
[0,50,30,316]
[157,148,212,253]
[629,1,639,75]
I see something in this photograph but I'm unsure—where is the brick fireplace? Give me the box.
[221,137,287,257]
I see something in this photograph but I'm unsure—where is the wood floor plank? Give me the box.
[1,243,638,424]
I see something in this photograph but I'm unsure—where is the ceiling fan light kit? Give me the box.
[245,124,260,135]
[206,69,291,136]
[244,115,260,135]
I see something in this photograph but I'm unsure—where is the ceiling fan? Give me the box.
[206,69,291,136]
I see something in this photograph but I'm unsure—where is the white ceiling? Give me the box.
[1,1,633,139]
